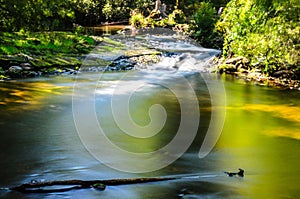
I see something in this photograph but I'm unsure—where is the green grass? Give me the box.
[0,31,99,55]
[0,31,103,70]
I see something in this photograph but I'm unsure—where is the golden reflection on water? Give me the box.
[263,127,300,140]
[0,82,66,111]
[226,104,300,140]
[242,104,300,123]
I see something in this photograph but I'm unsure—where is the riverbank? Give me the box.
[1,30,299,91]
[0,31,104,79]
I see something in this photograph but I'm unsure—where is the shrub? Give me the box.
[129,9,187,28]
[189,2,223,48]
[130,11,150,28]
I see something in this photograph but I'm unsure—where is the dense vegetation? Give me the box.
[0,0,228,31]
[217,0,300,77]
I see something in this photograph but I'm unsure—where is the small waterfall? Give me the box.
[80,28,221,73]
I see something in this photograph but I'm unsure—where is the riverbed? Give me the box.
[0,31,299,199]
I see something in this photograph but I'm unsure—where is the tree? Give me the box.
[0,0,76,31]
[102,0,133,22]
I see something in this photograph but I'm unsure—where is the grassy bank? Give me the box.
[0,31,103,79]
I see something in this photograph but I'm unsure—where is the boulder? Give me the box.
[8,66,23,72]
[20,63,32,70]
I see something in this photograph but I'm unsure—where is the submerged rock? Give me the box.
[106,58,136,71]
[105,53,163,71]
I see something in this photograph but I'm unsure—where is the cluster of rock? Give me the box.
[7,63,38,77]
[1,63,78,79]
[215,56,300,90]
[0,54,79,80]
[104,53,163,71]
[105,55,138,71]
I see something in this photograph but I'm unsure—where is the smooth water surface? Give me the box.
[0,33,299,198]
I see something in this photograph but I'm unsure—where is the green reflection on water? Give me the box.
[97,81,181,153]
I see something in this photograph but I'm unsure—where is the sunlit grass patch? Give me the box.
[0,31,100,55]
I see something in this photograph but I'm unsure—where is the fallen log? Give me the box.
[9,169,244,193]
[10,176,176,193]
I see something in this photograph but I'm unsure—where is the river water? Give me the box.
[0,30,299,198]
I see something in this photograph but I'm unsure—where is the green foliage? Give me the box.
[0,0,76,31]
[130,12,150,28]
[189,1,223,48]
[73,0,105,26]
[0,0,189,31]
[73,24,86,35]
[103,0,132,22]
[0,0,100,31]
[217,0,300,75]
[0,0,190,32]
[99,0,156,23]
[193,2,216,31]
[169,9,187,24]
[133,0,155,16]
[130,8,187,28]
[184,0,229,16]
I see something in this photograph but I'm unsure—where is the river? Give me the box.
[0,29,299,198]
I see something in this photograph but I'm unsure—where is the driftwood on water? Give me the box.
[10,176,177,193]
